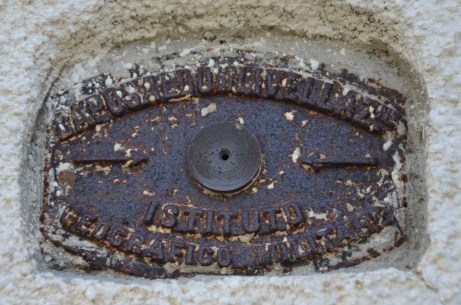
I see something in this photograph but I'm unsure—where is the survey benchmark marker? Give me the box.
[40,51,408,279]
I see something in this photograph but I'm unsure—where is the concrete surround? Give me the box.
[0,1,460,304]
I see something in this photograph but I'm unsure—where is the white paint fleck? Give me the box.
[310,59,319,70]
[397,120,407,136]
[383,139,393,151]
[369,106,375,119]
[291,147,301,163]
[179,48,192,57]
[201,103,217,116]
[95,124,104,132]
[113,143,124,152]
[238,235,252,243]
[143,190,156,197]
[307,210,328,220]
[104,76,113,87]
[56,162,72,173]
[281,78,287,87]
[284,111,295,121]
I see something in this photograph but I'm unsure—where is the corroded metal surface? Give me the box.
[41,52,408,278]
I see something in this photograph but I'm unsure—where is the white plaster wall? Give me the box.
[0,0,460,304]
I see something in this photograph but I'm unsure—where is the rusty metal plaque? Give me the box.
[41,51,408,278]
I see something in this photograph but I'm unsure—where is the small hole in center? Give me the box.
[219,149,231,161]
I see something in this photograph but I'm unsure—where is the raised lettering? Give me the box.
[144,203,160,225]
[102,87,126,116]
[184,207,203,233]
[160,205,179,228]
[108,226,128,247]
[54,115,76,140]
[217,247,231,267]
[204,210,214,234]
[197,67,213,94]
[269,243,290,263]
[217,211,237,235]
[60,207,80,229]
[198,246,214,266]
[92,222,110,240]
[295,77,315,104]
[282,203,304,226]
[185,244,196,265]
[262,208,280,232]
[70,100,96,132]
[212,66,234,93]
[236,66,262,96]
[141,75,162,103]
[144,239,165,260]
[280,71,303,101]
[242,210,260,233]
[120,81,144,109]
[125,233,144,254]
[314,81,335,112]
[85,95,111,123]
[169,242,186,261]
[264,69,285,98]
[75,214,95,236]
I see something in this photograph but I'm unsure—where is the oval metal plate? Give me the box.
[41,51,408,278]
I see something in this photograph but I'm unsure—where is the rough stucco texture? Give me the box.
[0,0,460,304]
